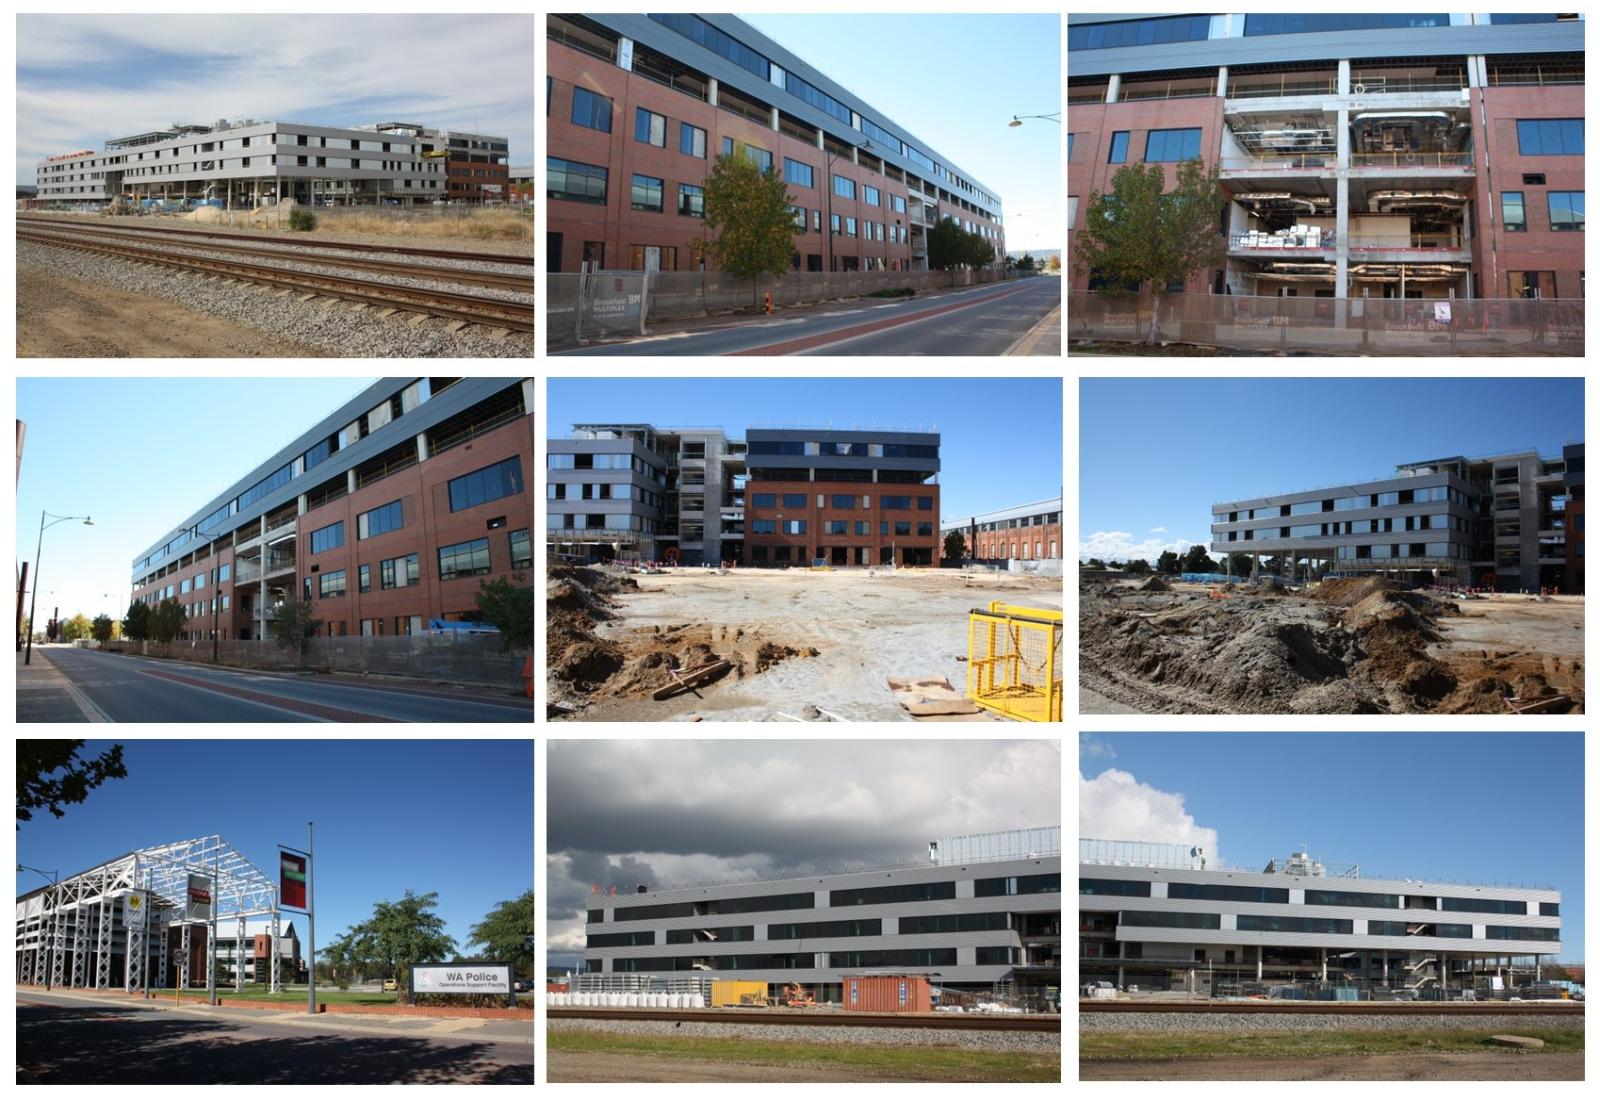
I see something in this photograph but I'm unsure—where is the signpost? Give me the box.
[410,963,516,1008]
[280,825,315,1014]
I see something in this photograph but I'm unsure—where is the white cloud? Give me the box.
[1148,526,1168,534]
[1079,734,1116,760]
[1080,530,1198,564]
[1079,767,1220,865]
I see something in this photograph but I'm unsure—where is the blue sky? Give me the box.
[744,14,1062,253]
[16,15,534,186]
[549,377,1064,522]
[1080,732,1585,962]
[1080,378,1585,563]
[17,378,376,629]
[16,740,532,952]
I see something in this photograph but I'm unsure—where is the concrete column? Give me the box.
[770,106,780,133]
[521,378,535,416]
[707,77,719,107]
[297,493,307,516]
[1117,965,1124,988]
[1320,947,1327,982]
[347,469,357,495]
[1256,955,1262,980]
[257,515,268,645]
[851,145,859,165]
[1106,74,1121,104]
[815,127,825,151]
[1217,65,1228,98]
[1441,951,1447,991]
[1337,59,1350,97]
[416,432,430,463]
[1383,948,1388,987]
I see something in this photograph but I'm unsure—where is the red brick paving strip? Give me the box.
[140,667,398,722]
[23,986,529,1020]
[729,284,1036,356]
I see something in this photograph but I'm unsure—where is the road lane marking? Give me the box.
[39,652,113,722]
[733,283,1039,356]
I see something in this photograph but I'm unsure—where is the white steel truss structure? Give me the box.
[15,835,283,994]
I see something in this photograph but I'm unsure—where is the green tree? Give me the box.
[90,614,115,644]
[149,597,188,644]
[338,891,459,1005]
[927,217,966,276]
[1179,544,1216,574]
[1017,252,1035,271]
[122,600,152,642]
[467,890,535,977]
[942,530,967,562]
[1226,551,1254,578]
[697,148,796,305]
[1085,558,1106,570]
[474,574,534,650]
[1156,550,1181,575]
[960,230,996,274]
[1072,157,1224,343]
[269,599,323,664]
[18,741,127,827]
[1124,558,1152,575]
[60,613,93,642]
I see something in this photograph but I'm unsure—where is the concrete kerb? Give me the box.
[1004,304,1061,356]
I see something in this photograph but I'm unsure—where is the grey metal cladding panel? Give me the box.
[133,377,525,569]
[1212,473,1464,512]
[1068,22,1585,76]
[589,14,1003,210]
[1078,865,1557,902]
[748,429,939,445]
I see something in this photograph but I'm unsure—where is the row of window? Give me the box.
[1100,128,1203,165]
[589,946,1009,973]
[748,440,937,459]
[548,451,665,479]
[548,483,661,507]
[606,877,1055,923]
[750,493,934,510]
[1232,514,1457,541]
[752,519,935,537]
[1069,15,1211,51]
[1216,485,1462,523]
[1082,879,1556,917]
[309,531,527,600]
[1116,911,1558,941]
[1502,190,1585,232]
[613,892,815,923]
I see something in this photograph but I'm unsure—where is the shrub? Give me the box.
[289,207,317,231]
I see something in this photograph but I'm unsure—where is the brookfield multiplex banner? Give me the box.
[280,851,307,910]
[411,963,513,994]
[186,874,212,921]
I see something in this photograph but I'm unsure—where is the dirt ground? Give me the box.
[1080,576,1584,715]
[17,264,327,357]
[1080,1052,1584,1081]
[20,210,532,253]
[548,565,1064,722]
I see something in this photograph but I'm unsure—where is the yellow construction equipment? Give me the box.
[710,979,768,1008]
[966,601,1062,722]
[779,981,815,1007]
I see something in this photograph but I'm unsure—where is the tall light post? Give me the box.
[24,511,92,665]
[1007,113,1061,127]
[18,864,59,990]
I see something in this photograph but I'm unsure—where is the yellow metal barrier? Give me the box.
[966,601,1062,722]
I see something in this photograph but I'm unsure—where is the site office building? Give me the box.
[130,378,534,639]
[546,13,1004,274]
[1067,14,1584,301]
[1080,840,1561,993]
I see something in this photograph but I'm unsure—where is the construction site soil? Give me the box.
[1080,577,1583,715]
[1081,1052,1583,1081]
[547,564,1064,721]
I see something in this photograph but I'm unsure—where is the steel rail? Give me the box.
[20,229,534,333]
[20,223,532,291]
[18,215,533,266]
[1081,1000,1583,1016]
[549,1008,1062,1031]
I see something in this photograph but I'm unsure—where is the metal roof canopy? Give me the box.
[30,834,279,921]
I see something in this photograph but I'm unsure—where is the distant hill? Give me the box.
[1008,248,1059,264]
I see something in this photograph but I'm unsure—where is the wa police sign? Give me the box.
[411,963,515,1005]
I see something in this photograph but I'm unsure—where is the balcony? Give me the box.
[234,517,296,554]
[1350,151,1474,177]
[1220,154,1335,180]
[233,551,296,585]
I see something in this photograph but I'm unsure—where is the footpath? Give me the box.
[16,648,104,722]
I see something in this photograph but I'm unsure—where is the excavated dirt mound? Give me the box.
[546,566,638,689]
[1137,575,1172,592]
[1256,576,1282,594]
[1313,575,1396,607]
[608,624,820,698]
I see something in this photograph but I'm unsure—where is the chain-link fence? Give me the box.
[1069,291,1584,355]
[104,635,524,689]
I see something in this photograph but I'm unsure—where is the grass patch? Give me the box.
[172,987,397,1005]
[550,1027,1058,1082]
[1080,1028,1585,1060]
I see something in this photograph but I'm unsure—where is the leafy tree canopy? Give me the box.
[467,890,535,976]
[475,574,534,651]
[18,741,127,827]
[699,148,796,291]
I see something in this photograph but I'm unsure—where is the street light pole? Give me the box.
[822,139,871,274]
[1008,113,1062,127]
[24,511,92,665]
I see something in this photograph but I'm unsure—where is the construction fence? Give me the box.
[1069,291,1584,356]
[549,268,1016,347]
[102,634,526,690]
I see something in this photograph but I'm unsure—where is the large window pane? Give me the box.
[1108,132,1128,163]
[1517,120,1541,154]
[1502,191,1526,231]
[1540,119,1565,154]
[1563,119,1584,153]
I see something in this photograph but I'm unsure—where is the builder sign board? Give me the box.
[411,963,515,1004]
[185,874,213,921]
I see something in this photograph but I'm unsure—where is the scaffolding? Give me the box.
[15,835,282,995]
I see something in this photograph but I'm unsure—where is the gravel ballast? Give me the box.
[548,1016,1061,1053]
[1079,1011,1585,1034]
[18,238,531,358]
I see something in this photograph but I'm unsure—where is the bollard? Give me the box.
[765,291,772,315]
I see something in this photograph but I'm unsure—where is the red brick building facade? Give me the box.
[744,481,940,567]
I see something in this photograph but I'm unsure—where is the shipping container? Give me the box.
[710,979,768,1007]
[843,975,932,1014]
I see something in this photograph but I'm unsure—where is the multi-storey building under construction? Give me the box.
[1069,13,1584,302]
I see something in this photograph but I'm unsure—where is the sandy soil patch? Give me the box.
[1080,1052,1583,1081]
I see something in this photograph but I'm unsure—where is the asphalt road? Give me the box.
[559,278,1060,356]
[17,990,533,1084]
[40,646,531,723]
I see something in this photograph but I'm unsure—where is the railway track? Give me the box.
[1082,1000,1583,1016]
[550,1008,1061,1032]
[19,227,533,334]
[18,215,533,266]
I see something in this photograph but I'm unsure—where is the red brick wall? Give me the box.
[1068,96,1226,292]
[1472,86,1585,300]
[549,40,920,273]
[446,159,509,202]
[966,522,1062,561]
[745,479,939,566]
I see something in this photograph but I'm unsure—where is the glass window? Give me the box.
[237,463,293,510]
[1119,910,1220,929]
[1067,133,1074,161]
[1070,15,1211,51]
[1549,191,1584,231]
[1244,14,1447,36]
[833,175,856,200]
[357,500,403,540]
[864,185,880,207]
[1168,882,1288,904]
[634,107,666,147]
[571,87,612,133]
[648,14,770,79]
[219,563,230,582]
[547,157,607,204]
[1305,890,1400,909]
[358,564,371,593]
[309,521,344,554]
[1145,128,1202,163]
[751,519,776,534]
[782,493,807,508]
[1237,914,1353,934]
[1487,925,1561,941]
[752,493,776,507]
[1502,191,1526,231]
[678,183,704,218]
[438,538,492,581]
[784,157,814,188]
[1440,896,1527,915]
[830,882,956,906]
[1108,131,1129,164]
[1080,878,1151,897]
[1541,902,1560,916]
[830,494,856,509]
[1518,118,1583,155]
[679,122,706,158]
[448,457,524,512]
[318,570,346,598]
[631,173,663,212]
[509,529,531,570]
[845,216,856,237]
